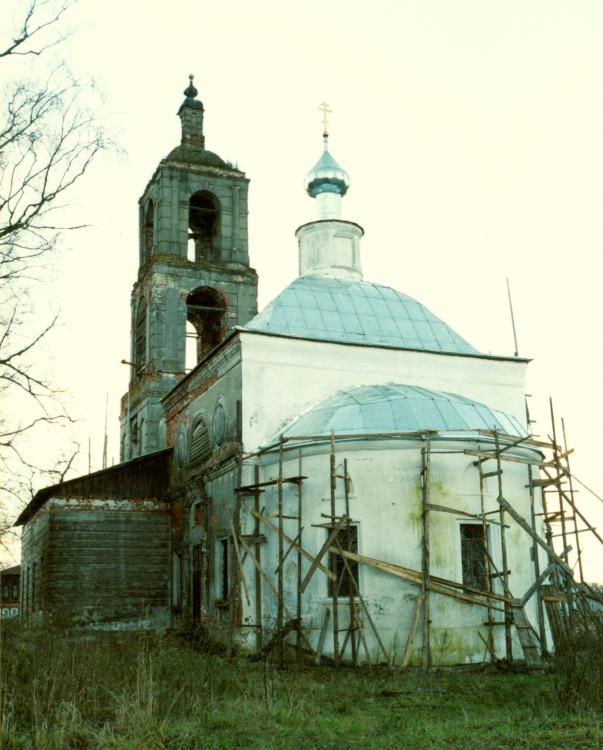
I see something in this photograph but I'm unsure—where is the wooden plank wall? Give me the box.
[47,504,170,625]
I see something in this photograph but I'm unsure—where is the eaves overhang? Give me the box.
[15,448,172,527]
[236,327,531,364]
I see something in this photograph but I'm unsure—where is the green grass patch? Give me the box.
[1,624,601,750]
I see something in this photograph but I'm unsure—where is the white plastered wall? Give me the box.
[238,438,550,665]
[240,331,529,452]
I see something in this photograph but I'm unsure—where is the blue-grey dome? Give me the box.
[274,384,527,441]
[304,138,349,198]
[245,275,479,355]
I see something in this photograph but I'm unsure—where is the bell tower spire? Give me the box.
[179,75,205,148]
[120,77,258,461]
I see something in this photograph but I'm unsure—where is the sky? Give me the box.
[3,0,603,577]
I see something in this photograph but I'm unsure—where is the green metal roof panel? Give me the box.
[271,384,526,442]
[245,275,479,354]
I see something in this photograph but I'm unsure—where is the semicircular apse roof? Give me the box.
[244,275,479,355]
[270,384,526,443]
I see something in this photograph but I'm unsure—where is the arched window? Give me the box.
[190,418,211,464]
[188,192,219,262]
[144,200,154,260]
[186,287,227,364]
[134,297,147,374]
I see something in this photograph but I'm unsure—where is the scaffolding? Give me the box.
[219,405,602,668]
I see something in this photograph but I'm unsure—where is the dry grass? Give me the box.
[0,622,601,749]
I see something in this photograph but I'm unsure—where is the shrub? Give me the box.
[553,592,603,714]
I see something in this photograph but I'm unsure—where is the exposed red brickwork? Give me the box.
[165,371,219,445]
[171,497,183,530]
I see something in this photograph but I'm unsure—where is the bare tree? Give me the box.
[0,0,110,537]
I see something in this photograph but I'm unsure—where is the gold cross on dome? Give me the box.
[319,101,332,136]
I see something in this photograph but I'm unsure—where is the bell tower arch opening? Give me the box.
[133,297,147,382]
[186,287,227,366]
[188,192,220,263]
[120,77,258,461]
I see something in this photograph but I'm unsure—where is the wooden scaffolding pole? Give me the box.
[421,439,431,669]
[549,401,572,615]
[526,458,547,649]
[330,431,340,666]
[343,458,358,666]
[296,449,303,657]
[277,435,285,666]
[252,508,335,582]
[331,548,510,610]
[561,418,584,583]
[494,432,513,661]
[401,589,425,668]
[254,464,263,654]
[478,462,495,661]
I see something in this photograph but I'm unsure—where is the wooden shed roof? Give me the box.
[15,449,172,527]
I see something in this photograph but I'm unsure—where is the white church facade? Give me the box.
[18,79,582,667]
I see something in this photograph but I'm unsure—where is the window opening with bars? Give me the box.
[460,523,488,591]
[328,525,359,597]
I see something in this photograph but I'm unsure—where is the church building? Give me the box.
[17,79,576,666]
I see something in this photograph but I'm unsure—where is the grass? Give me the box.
[1,623,601,750]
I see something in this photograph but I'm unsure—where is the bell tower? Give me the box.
[120,76,258,461]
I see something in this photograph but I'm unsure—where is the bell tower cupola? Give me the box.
[179,75,205,149]
[120,77,258,461]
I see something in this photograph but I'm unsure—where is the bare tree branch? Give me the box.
[0,0,75,59]
[1,0,113,533]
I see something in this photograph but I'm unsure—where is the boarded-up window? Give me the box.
[190,419,211,463]
[461,524,488,591]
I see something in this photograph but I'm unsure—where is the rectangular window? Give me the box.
[460,524,488,591]
[219,538,229,601]
[172,552,182,608]
[192,545,203,620]
[328,525,359,598]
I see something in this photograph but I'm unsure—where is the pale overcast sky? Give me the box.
[4,0,603,575]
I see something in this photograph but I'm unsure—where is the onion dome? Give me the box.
[171,76,238,166]
[182,74,203,110]
[304,135,350,198]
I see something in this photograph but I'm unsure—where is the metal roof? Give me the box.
[304,138,350,198]
[273,384,526,441]
[245,275,479,355]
